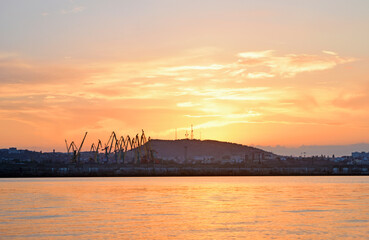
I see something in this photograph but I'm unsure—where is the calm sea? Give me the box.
[0,176,368,239]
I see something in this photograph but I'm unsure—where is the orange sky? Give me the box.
[0,1,368,152]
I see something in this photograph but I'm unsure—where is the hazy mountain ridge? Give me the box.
[256,143,369,157]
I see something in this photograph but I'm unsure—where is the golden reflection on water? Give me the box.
[0,177,368,239]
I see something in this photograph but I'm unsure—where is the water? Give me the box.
[0,176,368,239]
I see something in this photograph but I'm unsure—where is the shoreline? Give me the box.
[1,163,368,177]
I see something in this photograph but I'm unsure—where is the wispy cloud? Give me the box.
[322,50,338,56]
[61,6,85,15]
[0,49,361,149]
[237,50,355,78]
[143,50,354,82]
[176,111,262,131]
[238,50,274,59]
[332,86,369,110]
[177,102,199,107]
[247,72,275,79]
[163,64,224,72]
[0,52,18,60]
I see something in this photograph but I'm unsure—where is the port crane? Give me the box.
[103,131,119,162]
[90,139,102,163]
[83,130,153,165]
[139,130,152,164]
[117,135,130,164]
[146,137,157,164]
[65,140,77,155]
[135,133,141,164]
[65,132,88,163]
[123,133,143,164]
[76,132,88,163]
[126,135,139,164]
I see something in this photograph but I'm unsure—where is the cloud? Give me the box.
[237,50,355,78]
[247,72,275,79]
[144,50,354,82]
[333,89,369,110]
[61,6,85,15]
[0,52,17,60]
[177,102,198,107]
[0,56,107,84]
[181,87,271,102]
[184,114,221,118]
[238,50,274,59]
[178,111,262,130]
[322,50,338,56]
[0,49,360,150]
[163,64,224,72]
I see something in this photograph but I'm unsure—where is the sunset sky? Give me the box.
[0,0,369,152]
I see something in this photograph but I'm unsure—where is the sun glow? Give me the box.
[0,48,361,150]
[0,0,367,151]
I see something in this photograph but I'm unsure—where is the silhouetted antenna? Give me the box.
[185,130,189,139]
[191,124,194,140]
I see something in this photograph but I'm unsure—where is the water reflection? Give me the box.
[0,176,368,239]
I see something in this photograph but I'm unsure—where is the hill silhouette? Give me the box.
[149,139,274,162]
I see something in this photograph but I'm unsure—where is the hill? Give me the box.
[149,139,275,163]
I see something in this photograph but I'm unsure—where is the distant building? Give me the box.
[231,155,243,163]
[8,147,19,154]
[193,155,214,164]
[333,157,346,162]
[352,152,369,161]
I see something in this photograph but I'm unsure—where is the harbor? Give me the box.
[1,162,368,177]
